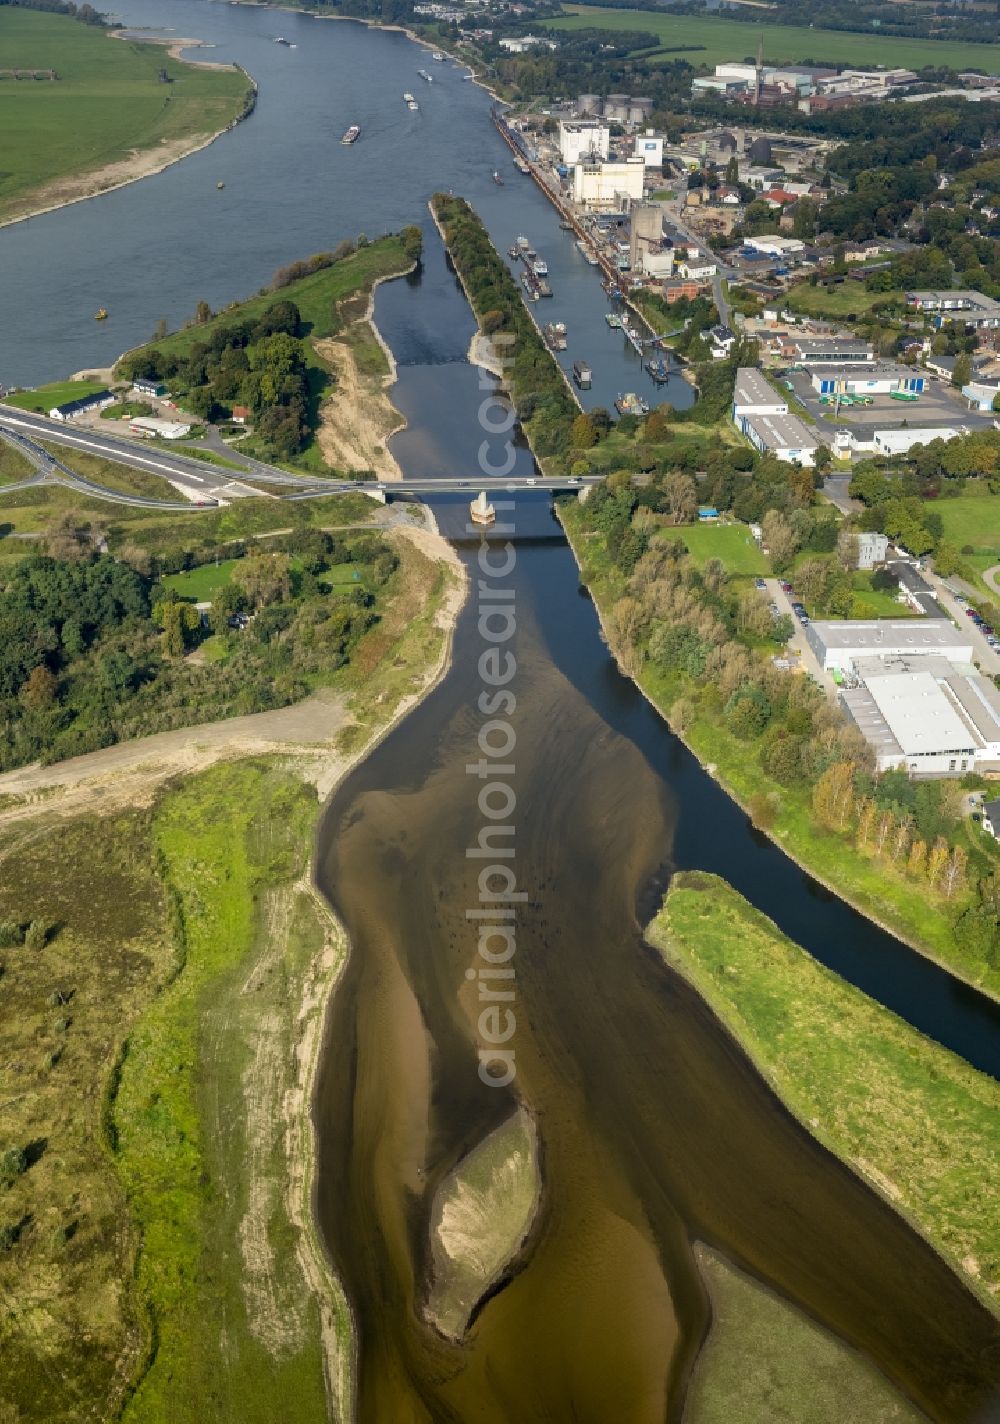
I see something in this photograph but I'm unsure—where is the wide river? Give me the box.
[4,3,1000,1418]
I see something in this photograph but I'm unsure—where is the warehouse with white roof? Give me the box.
[841,655,1000,775]
[805,619,973,673]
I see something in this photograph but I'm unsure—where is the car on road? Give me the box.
[568,476,580,484]
[526,477,537,485]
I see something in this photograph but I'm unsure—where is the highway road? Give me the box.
[0,404,599,510]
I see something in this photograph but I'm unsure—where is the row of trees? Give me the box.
[432,193,578,460]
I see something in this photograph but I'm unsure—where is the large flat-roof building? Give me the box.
[809,363,924,396]
[742,410,819,465]
[559,121,610,165]
[788,336,874,365]
[732,367,787,422]
[806,619,973,673]
[841,655,1000,775]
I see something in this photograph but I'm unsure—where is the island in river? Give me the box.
[0,9,253,228]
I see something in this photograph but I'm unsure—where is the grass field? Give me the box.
[0,10,250,224]
[936,493,1000,555]
[784,283,890,320]
[161,558,240,601]
[650,873,1000,1308]
[126,237,411,364]
[0,439,32,485]
[687,1245,922,1424]
[5,378,110,414]
[668,522,769,575]
[552,5,1000,72]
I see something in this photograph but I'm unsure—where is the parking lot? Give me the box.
[782,369,992,434]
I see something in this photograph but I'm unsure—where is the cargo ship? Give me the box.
[520,269,541,301]
[513,156,530,174]
[576,239,599,266]
[621,321,643,355]
[543,321,567,352]
[605,312,621,328]
[646,357,670,384]
[573,360,592,389]
[403,92,419,111]
[341,124,361,145]
[418,68,433,82]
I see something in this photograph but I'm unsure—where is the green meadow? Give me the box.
[0,10,250,224]
[552,6,1000,73]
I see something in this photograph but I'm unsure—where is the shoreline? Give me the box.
[555,503,1000,1011]
[0,47,257,233]
[315,262,415,482]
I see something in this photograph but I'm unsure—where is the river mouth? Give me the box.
[313,520,1000,1423]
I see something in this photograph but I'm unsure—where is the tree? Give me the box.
[234,552,293,609]
[570,413,597,449]
[19,665,57,712]
[835,527,859,572]
[607,597,643,676]
[153,600,201,657]
[889,815,911,864]
[761,509,797,571]
[813,763,856,832]
[813,444,832,475]
[907,838,927,877]
[951,353,972,389]
[856,796,876,847]
[873,808,894,857]
[663,472,697,525]
[23,921,49,951]
[195,300,213,325]
[941,845,967,899]
[926,836,950,890]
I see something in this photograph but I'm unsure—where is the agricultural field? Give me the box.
[0,10,251,225]
[552,5,1000,72]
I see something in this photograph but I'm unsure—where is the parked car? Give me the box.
[780,581,793,593]
[983,624,995,635]
[966,608,979,618]
[755,577,766,590]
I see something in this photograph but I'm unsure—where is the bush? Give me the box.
[0,1148,27,1186]
[23,920,49,951]
[0,921,23,949]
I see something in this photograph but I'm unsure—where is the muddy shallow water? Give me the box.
[314,504,1000,1421]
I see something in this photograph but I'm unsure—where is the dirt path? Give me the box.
[983,564,1000,597]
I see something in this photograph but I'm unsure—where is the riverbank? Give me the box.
[649,873,1000,1315]
[0,524,466,1424]
[0,10,255,229]
[314,268,414,481]
[557,498,1000,1002]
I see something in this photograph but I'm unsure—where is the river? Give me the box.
[5,3,1000,1418]
[0,0,691,414]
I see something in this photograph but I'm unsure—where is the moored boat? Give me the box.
[615,391,648,416]
[573,360,592,389]
[543,321,567,352]
[605,312,621,328]
[646,357,670,384]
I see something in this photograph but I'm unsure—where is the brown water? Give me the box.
[314,516,1000,1423]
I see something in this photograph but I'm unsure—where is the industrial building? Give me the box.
[571,158,646,211]
[906,290,1000,329]
[732,367,787,421]
[559,121,609,165]
[805,619,973,674]
[809,363,925,397]
[632,132,663,168]
[741,410,819,464]
[841,656,1000,776]
[129,417,192,440]
[788,336,874,365]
